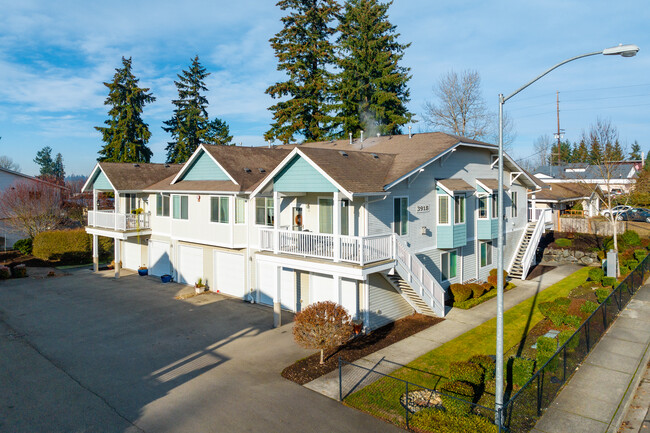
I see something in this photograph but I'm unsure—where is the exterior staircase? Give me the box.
[381,272,437,316]
[509,223,536,279]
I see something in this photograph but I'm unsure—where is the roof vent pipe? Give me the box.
[408,125,412,139]
[360,130,364,143]
[268,140,271,149]
[349,132,352,145]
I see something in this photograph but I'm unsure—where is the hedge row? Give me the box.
[32,229,113,262]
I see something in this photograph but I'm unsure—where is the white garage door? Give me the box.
[280,268,295,311]
[310,273,334,304]
[177,245,203,286]
[341,278,358,319]
[214,251,245,298]
[123,240,141,271]
[257,261,276,306]
[149,241,171,276]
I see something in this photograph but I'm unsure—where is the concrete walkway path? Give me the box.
[533,284,650,433]
[305,264,582,399]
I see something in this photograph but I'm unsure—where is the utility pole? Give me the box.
[553,91,565,175]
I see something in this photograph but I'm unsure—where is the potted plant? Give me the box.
[138,266,148,276]
[195,278,207,294]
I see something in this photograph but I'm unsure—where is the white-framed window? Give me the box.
[438,195,450,225]
[454,194,465,224]
[480,241,492,268]
[235,197,246,224]
[255,197,274,226]
[156,193,170,217]
[394,197,408,235]
[172,195,188,220]
[492,194,499,219]
[125,193,137,214]
[478,196,488,219]
[511,191,518,218]
[341,199,350,236]
[441,250,458,281]
[210,196,229,223]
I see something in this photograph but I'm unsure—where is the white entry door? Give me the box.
[123,240,141,270]
[257,261,276,306]
[214,251,245,298]
[177,245,204,286]
[310,272,334,304]
[149,241,171,276]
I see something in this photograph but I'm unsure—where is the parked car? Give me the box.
[616,208,650,222]
[601,205,632,218]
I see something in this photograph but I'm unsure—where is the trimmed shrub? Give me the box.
[508,357,535,387]
[621,230,641,247]
[558,329,579,351]
[596,287,612,304]
[555,238,572,248]
[293,301,352,365]
[410,409,498,433]
[469,354,496,382]
[450,284,472,303]
[554,297,571,306]
[580,300,599,315]
[14,238,33,255]
[588,268,604,283]
[562,314,582,328]
[634,249,648,261]
[449,361,484,385]
[482,282,493,292]
[538,299,568,327]
[469,283,486,298]
[536,336,558,371]
[602,276,617,287]
[625,259,639,270]
[32,229,91,262]
[0,266,10,280]
[440,380,474,415]
[487,269,508,289]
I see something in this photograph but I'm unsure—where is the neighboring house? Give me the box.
[533,162,640,194]
[0,167,66,249]
[82,132,542,330]
[530,181,602,218]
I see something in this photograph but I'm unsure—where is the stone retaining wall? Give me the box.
[542,247,599,266]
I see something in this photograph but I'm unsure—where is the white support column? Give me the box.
[363,277,370,333]
[114,238,121,278]
[531,193,537,222]
[92,234,99,272]
[333,191,340,262]
[336,275,342,305]
[229,195,235,248]
[273,191,280,254]
[114,190,120,231]
[92,189,98,227]
[273,265,282,328]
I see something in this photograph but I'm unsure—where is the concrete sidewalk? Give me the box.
[533,285,650,433]
[305,264,582,399]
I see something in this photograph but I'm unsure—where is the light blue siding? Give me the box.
[274,156,338,193]
[437,225,453,248]
[477,218,498,240]
[91,170,112,190]
[180,150,230,181]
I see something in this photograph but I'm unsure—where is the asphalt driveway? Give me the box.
[0,269,400,433]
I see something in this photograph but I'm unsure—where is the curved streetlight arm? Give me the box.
[502,51,601,103]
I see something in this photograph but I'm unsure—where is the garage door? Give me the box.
[177,245,203,286]
[123,240,141,271]
[341,278,358,319]
[257,261,276,306]
[214,251,245,298]
[149,241,171,277]
[280,268,295,311]
[310,273,334,304]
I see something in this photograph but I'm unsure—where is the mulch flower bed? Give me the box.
[282,313,443,385]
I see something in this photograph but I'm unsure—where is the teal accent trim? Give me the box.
[274,155,338,193]
[90,170,112,190]
[476,184,489,194]
[477,218,498,240]
[438,224,467,248]
[180,150,230,181]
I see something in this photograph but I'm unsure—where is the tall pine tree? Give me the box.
[163,56,232,163]
[265,0,340,144]
[336,0,412,137]
[573,139,589,163]
[630,140,642,160]
[34,146,54,176]
[53,153,65,182]
[96,57,155,163]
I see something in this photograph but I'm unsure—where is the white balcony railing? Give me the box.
[87,210,151,231]
[259,228,393,265]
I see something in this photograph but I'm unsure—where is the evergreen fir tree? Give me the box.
[335,0,412,137]
[630,140,642,160]
[34,146,54,176]
[609,140,625,161]
[163,56,232,162]
[53,153,65,182]
[573,139,589,163]
[96,57,155,163]
[587,138,603,164]
[265,0,340,144]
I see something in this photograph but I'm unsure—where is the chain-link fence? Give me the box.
[503,253,650,432]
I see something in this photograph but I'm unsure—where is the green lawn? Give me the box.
[345,267,591,415]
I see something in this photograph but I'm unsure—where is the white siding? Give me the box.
[367,273,414,330]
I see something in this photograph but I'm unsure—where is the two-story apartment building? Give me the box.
[83,132,542,330]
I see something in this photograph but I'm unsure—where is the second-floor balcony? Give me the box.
[87,210,151,232]
[259,228,393,266]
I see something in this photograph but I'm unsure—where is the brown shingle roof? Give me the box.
[99,162,183,191]
[438,178,474,192]
[534,182,597,201]
[477,178,508,192]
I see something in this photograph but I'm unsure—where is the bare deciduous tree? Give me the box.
[423,69,515,148]
[292,301,353,364]
[0,155,20,172]
[0,181,64,239]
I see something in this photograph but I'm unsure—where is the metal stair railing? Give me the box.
[518,209,550,279]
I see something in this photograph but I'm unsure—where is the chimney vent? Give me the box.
[349,132,352,145]
[408,125,412,139]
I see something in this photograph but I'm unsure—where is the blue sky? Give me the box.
[1,0,648,176]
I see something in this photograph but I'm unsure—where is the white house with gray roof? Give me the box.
[82,132,544,330]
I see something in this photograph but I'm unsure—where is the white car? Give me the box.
[601,205,632,218]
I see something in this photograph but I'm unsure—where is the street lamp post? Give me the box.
[495,44,639,425]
